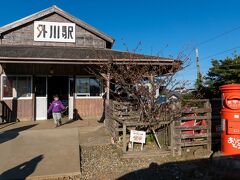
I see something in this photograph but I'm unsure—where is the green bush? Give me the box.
[146,134,154,143]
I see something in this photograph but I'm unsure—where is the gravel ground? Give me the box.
[80,144,215,180]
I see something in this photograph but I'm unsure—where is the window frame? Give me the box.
[1,75,33,100]
[75,76,103,99]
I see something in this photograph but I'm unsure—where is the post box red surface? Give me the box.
[220,84,240,155]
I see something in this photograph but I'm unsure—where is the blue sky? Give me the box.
[0,0,240,86]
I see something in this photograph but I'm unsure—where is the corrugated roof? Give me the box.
[0,45,177,65]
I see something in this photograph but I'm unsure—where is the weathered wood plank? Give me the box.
[124,121,171,126]
[175,125,208,130]
[181,108,211,113]
[178,116,210,121]
[183,99,209,102]
[205,101,212,151]
[170,118,175,156]
[179,133,208,139]
[179,140,209,147]
[115,128,123,132]
[123,124,127,153]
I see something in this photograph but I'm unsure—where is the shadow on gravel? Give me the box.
[118,155,240,180]
[0,155,43,180]
[0,124,36,144]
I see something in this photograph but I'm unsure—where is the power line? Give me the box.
[179,25,240,74]
[201,46,240,60]
[190,46,240,73]
[178,24,240,61]
[196,25,240,47]
[185,25,240,58]
[202,63,240,69]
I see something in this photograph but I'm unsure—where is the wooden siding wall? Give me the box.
[75,98,104,119]
[1,13,106,48]
[1,98,103,121]
[3,99,33,121]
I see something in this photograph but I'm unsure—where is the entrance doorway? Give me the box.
[34,76,73,120]
[47,76,69,119]
[35,76,47,120]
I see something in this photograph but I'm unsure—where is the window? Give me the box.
[17,77,31,97]
[76,77,102,97]
[2,76,32,98]
[3,76,16,98]
[76,78,89,96]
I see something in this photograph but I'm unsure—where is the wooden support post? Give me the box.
[0,101,3,123]
[106,72,110,100]
[170,114,182,156]
[152,129,161,149]
[123,123,127,153]
[104,73,110,126]
[205,100,212,151]
[170,118,176,156]
[175,128,182,156]
[32,75,36,121]
[73,75,76,110]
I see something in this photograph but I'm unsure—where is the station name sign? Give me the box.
[34,21,76,42]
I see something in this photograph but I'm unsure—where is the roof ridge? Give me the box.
[52,6,114,43]
[0,6,54,33]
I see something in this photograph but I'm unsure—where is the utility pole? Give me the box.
[195,48,202,89]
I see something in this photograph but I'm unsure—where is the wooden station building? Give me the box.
[0,6,177,121]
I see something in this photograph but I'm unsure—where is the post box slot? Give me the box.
[225,97,240,109]
[227,121,240,135]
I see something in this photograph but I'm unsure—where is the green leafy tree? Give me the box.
[205,54,240,97]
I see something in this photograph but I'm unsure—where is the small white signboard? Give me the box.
[130,130,146,144]
[34,21,75,42]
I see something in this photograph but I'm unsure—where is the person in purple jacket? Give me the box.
[48,95,65,127]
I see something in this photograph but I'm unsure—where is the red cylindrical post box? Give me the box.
[220,84,240,155]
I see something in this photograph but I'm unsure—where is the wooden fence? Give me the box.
[105,99,214,156]
[105,100,172,153]
[170,99,212,156]
[105,100,121,138]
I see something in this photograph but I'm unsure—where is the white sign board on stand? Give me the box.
[130,130,146,143]
[130,130,146,151]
